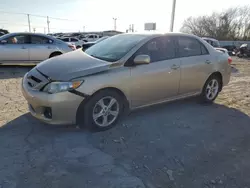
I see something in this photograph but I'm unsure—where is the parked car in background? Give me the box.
[82,36,109,51]
[0,32,5,37]
[59,37,85,49]
[202,37,228,54]
[22,33,231,131]
[222,45,237,56]
[0,32,75,65]
[237,43,250,58]
[81,34,101,42]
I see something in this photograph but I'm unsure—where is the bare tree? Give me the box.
[180,6,250,40]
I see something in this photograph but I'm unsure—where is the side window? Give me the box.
[62,38,69,42]
[135,37,176,63]
[178,37,202,57]
[6,35,28,44]
[201,43,209,55]
[71,38,78,42]
[31,35,51,44]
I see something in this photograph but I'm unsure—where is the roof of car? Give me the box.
[117,32,202,39]
[202,37,219,42]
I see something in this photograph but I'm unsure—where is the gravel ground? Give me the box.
[0,58,250,188]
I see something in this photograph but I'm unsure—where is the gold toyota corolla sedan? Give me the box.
[22,33,232,131]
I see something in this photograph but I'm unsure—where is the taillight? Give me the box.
[228,57,232,64]
[68,44,76,50]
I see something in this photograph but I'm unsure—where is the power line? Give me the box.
[0,10,81,22]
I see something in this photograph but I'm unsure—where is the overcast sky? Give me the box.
[0,0,249,33]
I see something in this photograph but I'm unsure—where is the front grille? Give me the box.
[25,70,49,90]
[30,76,41,83]
[27,75,41,88]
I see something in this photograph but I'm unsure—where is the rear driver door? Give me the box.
[29,35,55,63]
[177,36,213,95]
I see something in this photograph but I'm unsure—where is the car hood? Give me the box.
[36,50,111,81]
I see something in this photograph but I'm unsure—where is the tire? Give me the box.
[49,52,62,58]
[76,45,81,49]
[78,90,125,131]
[200,75,222,103]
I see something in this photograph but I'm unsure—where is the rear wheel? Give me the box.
[78,90,125,131]
[76,45,81,49]
[200,75,221,103]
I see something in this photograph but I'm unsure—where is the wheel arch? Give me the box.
[76,87,130,125]
[206,71,223,91]
[49,51,62,58]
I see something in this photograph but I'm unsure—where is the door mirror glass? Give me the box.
[0,40,7,44]
[48,39,53,44]
[134,54,150,65]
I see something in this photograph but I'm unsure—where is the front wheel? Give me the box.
[200,76,221,103]
[78,90,125,131]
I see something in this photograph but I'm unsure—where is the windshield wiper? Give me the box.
[90,55,116,62]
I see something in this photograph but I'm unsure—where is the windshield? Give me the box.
[95,36,109,43]
[84,34,148,62]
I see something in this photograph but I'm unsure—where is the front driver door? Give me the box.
[128,36,181,108]
[0,34,29,64]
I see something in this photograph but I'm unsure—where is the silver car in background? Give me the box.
[202,37,228,54]
[0,32,75,65]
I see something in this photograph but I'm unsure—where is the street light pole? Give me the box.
[47,16,50,34]
[170,0,176,32]
[27,14,31,32]
[113,18,117,31]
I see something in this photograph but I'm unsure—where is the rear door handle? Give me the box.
[205,60,211,64]
[171,64,180,70]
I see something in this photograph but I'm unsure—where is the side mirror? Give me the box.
[48,39,53,44]
[134,54,150,65]
[0,40,7,44]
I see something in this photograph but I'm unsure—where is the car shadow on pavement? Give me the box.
[0,99,250,188]
[87,98,250,187]
[0,65,34,79]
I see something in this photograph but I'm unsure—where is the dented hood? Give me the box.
[36,50,111,81]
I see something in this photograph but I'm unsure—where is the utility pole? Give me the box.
[33,28,36,33]
[27,14,31,32]
[170,0,176,32]
[113,18,117,31]
[47,16,50,33]
[131,24,134,32]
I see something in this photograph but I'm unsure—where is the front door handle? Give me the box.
[171,64,180,70]
[205,60,211,64]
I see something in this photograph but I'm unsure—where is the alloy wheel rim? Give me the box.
[92,96,120,127]
[206,79,219,100]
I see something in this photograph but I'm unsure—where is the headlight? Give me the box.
[43,81,83,94]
